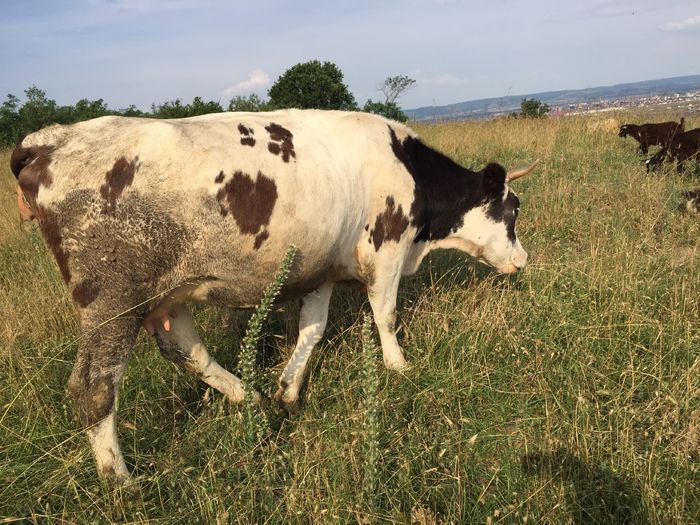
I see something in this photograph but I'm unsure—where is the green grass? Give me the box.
[0,112,698,523]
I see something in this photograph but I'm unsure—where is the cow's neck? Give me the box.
[403,235,484,277]
[389,126,482,244]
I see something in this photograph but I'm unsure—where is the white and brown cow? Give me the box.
[11,109,536,485]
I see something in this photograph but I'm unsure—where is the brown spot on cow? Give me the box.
[215,171,225,183]
[369,196,409,251]
[238,124,256,147]
[265,122,296,162]
[254,231,269,249]
[36,205,71,283]
[216,170,278,238]
[15,146,55,207]
[100,156,139,212]
[68,368,116,427]
[268,142,281,156]
[72,279,101,308]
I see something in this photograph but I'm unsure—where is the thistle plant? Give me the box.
[238,245,296,448]
[361,312,381,513]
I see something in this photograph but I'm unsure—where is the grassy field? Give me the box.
[0,113,698,524]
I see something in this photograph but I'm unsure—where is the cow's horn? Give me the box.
[506,159,540,182]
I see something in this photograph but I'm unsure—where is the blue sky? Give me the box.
[1,0,698,111]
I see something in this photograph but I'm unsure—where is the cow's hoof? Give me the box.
[99,461,131,489]
[104,472,139,501]
[115,476,140,497]
[273,387,302,415]
[384,358,410,371]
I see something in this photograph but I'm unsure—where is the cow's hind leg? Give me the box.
[367,263,409,371]
[154,304,263,405]
[67,315,141,486]
[274,282,334,413]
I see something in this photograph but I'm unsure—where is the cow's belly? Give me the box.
[161,188,362,297]
[143,256,355,329]
[146,217,361,320]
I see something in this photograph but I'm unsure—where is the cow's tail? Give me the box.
[11,125,67,223]
[11,124,67,179]
[10,136,30,179]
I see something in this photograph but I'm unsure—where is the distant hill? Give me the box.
[405,74,700,121]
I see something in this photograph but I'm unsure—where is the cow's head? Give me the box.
[619,125,629,138]
[442,161,537,274]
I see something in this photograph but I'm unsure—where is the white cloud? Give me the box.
[222,69,271,97]
[660,15,700,31]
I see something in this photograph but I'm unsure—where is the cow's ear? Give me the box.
[482,163,506,199]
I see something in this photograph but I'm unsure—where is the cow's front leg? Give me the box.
[274,282,334,413]
[67,315,140,486]
[153,304,264,405]
[367,264,408,370]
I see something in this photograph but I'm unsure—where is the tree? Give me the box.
[151,96,223,118]
[267,60,357,110]
[56,98,111,124]
[18,85,59,134]
[228,93,270,112]
[119,104,144,117]
[0,89,117,146]
[520,98,550,118]
[0,94,21,146]
[151,99,188,118]
[187,96,224,116]
[362,100,408,122]
[380,75,415,104]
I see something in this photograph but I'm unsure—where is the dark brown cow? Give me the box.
[646,127,700,173]
[619,118,685,154]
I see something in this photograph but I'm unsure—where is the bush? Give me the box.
[363,100,408,122]
[520,97,550,118]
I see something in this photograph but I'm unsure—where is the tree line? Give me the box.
[0,60,416,147]
[1,59,550,147]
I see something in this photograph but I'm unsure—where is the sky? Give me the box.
[1,0,699,111]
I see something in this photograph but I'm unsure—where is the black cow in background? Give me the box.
[619,118,685,154]
[646,128,700,173]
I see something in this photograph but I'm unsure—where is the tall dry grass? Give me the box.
[0,112,698,523]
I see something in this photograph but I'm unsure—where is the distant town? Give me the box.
[407,74,700,121]
[553,90,700,117]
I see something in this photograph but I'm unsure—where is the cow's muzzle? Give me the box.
[500,249,528,274]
